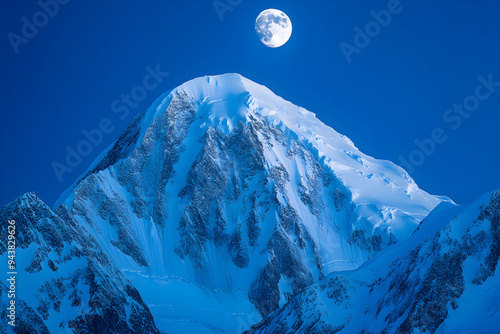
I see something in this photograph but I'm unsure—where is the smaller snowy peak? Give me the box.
[12,191,41,206]
[0,194,161,334]
[246,190,500,334]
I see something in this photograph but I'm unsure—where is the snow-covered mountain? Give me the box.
[245,190,500,334]
[0,193,160,334]
[49,73,440,333]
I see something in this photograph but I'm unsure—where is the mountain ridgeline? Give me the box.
[2,74,497,334]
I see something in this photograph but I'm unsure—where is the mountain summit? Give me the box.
[3,74,447,334]
[50,73,440,333]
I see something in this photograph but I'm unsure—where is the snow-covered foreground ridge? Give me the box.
[246,190,500,334]
[2,73,460,334]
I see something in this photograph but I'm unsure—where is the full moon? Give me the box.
[255,9,292,48]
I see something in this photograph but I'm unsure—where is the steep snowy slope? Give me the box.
[55,73,441,333]
[246,190,500,334]
[0,193,160,334]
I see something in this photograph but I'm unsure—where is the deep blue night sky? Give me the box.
[1,0,499,207]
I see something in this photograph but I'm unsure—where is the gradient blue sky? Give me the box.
[1,0,499,207]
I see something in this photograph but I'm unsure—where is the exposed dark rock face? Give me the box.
[472,191,500,284]
[90,111,145,177]
[249,228,314,317]
[0,193,160,334]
